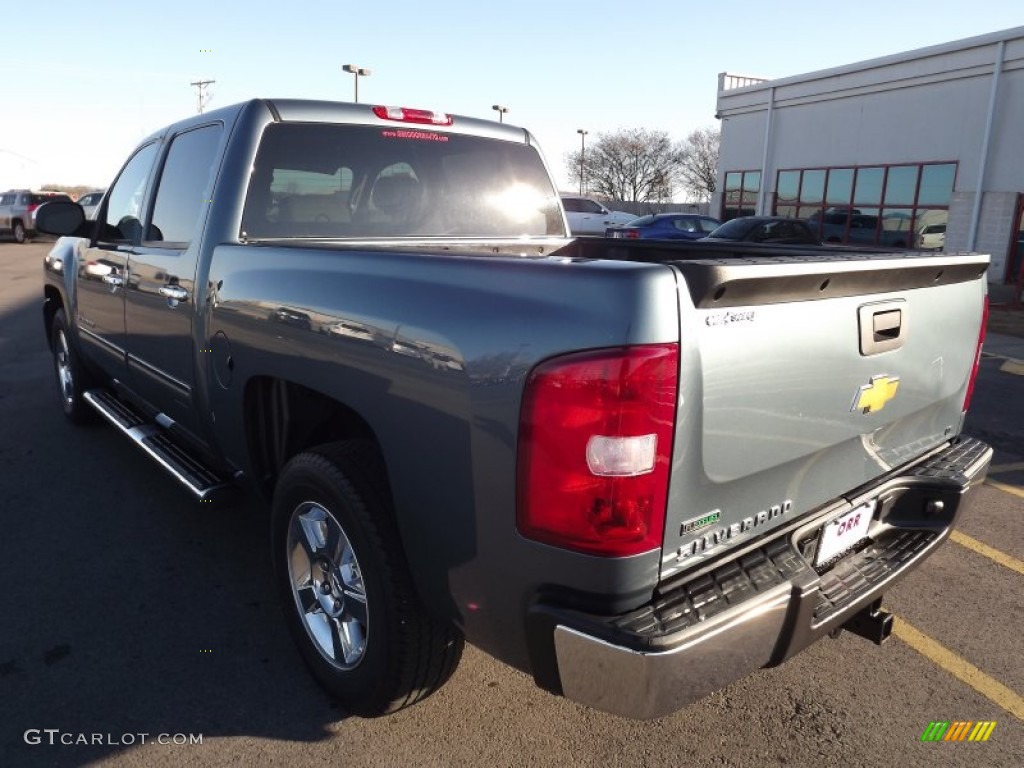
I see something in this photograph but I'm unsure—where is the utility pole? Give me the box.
[191,79,216,114]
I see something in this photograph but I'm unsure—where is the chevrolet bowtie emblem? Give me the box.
[851,375,900,414]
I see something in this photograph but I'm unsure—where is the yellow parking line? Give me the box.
[892,618,1024,721]
[1000,360,1024,376]
[986,478,1024,500]
[949,530,1024,576]
[988,462,1024,474]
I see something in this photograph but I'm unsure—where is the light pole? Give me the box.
[492,104,509,123]
[343,64,371,103]
[576,129,588,195]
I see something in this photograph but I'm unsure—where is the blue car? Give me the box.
[605,213,721,240]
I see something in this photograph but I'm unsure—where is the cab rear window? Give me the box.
[241,124,564,239]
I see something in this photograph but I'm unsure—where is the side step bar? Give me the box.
[83,389,234,501]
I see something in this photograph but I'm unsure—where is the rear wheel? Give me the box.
[272,441,463,716]
[13,221,26,244]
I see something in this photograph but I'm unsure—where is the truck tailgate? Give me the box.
[660,252,989,578]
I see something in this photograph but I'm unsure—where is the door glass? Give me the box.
[148,124,223,245]
[103,143,160,243]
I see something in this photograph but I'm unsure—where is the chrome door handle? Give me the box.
[102,274,123,287]
[158,285,189,302]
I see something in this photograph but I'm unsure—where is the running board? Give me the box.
[83,389,234,501]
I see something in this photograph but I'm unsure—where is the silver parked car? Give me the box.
[76,190,106,220]
[0,189,73,243]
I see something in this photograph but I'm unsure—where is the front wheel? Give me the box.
[272,442,463,716]
[50,309,96,424]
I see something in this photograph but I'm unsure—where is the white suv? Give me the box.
[560,195,636,236]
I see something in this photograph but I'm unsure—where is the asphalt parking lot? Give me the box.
[1,241,1021,767]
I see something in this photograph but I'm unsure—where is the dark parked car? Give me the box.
[605,213,721,240]
[702,216,821,245]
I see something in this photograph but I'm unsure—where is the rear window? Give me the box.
[30,193,71,204]
[242,123,563,239]
[708,218,757,239]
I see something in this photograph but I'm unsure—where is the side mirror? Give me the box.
[35,201,87,236]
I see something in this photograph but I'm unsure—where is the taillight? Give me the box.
[962,296,988,412]
[27,203,39,214]
[372,106,453,126]
[516,344,678,557]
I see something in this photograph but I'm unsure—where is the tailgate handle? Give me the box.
[859,302,907,355]
[873,310,901,341]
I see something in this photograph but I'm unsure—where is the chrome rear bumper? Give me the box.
[541,437,992,719]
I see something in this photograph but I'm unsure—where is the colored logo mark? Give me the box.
[920,720,996,742]
[851,374,900,414]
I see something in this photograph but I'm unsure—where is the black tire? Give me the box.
[50,309,97,424]
[272,441,463,716]
[13,221,26,244]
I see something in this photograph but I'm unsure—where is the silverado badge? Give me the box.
[851,374,900,414]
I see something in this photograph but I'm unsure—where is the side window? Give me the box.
[582,199,604,214]
[147,124,223,245]
[562,198,583,213]
[0,193,13,205]
[102,142,159,243]
[699,218,719,233]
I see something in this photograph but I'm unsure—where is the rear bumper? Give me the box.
[532,437,992,719]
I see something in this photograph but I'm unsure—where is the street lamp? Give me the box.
[492,104,509,123]
[577,129,588,195]
[343,64,371,103]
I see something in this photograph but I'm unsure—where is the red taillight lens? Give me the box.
[27,203,39,214]
[372,105,453,126]
[963,296,989,412]
[517,344,678,557]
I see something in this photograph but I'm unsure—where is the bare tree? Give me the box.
[565,128,681,203]
[677,126,720,202]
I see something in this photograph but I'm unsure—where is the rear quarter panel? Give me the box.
[204,245,681,670]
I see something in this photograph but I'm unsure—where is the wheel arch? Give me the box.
[43,285,65,351]
[242,375,383,502]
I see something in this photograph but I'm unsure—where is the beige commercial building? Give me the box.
[715,27,1024,288]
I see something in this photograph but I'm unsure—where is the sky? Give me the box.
[2,1,1021,193]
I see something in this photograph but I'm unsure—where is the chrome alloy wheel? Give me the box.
[55,328,75,408]
[287,502,369,669]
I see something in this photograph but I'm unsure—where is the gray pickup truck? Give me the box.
[38,99,992,719]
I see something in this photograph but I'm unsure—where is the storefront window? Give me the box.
[825,169,853,206]
[854,167,884,205]
[721,170,759,221]
[884,166,918,206]
[918,164,956,206]
[775,162,956,248]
